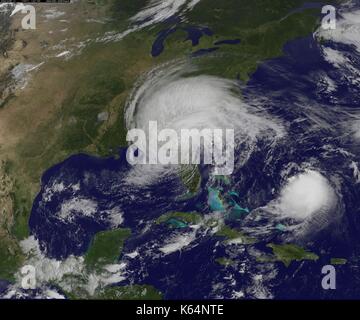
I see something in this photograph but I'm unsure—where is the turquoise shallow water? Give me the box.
[207,187,225,212]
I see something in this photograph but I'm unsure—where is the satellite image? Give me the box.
[0,0,359,301]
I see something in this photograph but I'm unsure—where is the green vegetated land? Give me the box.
[156,211,203,226]
[179,165,202,195]
[258,243,319,267]
[216,225,256,245]
[215,257,235,267]
[0,235,24,281]
[85,228,131,270]
[64,281,162,300]
[330,258,347,265]
[0,0,344,283]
